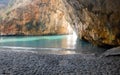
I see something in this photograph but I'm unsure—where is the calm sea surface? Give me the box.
[0,35,106,55]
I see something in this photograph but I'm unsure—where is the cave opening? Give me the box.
[0,0,108,55]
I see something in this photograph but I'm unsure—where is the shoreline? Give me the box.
[0,49,120,75]
[0,46,106,56]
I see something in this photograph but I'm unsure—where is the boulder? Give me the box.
[101,46,120,57]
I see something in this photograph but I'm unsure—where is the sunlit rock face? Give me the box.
[0,0,120,46]
[0,0,73,35]
[66,0,120,46]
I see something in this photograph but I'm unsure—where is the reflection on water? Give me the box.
[0,35,77,49]
[0,34,106,54]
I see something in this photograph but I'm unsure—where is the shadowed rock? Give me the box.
[66,0,120,46]
[0,0,120,46]
[101,46,120,57]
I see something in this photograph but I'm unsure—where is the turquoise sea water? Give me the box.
[0,35,106,54]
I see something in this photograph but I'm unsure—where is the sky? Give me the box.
[0,0,9,9]
[0,0,9,5]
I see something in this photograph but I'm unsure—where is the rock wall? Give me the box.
[66,0,120,46]
[0,0,73,35]
[0,0,120,46]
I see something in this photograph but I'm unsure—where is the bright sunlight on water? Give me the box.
[0,33,106,55]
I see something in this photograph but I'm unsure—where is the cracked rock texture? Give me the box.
[0,0,73,35]
[0,0,120,46]
[67,0,120,46]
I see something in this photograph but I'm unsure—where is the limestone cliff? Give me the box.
[0,0,120,46]
[0,0,73,35]
[66,0,120,46]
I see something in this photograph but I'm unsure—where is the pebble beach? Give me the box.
[0,48,120,75]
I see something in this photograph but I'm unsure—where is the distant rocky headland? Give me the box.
[0,0,120,46]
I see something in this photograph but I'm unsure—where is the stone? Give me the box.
[66,0,120,46]
[101,46,120,57]
[0,0,73,36]
[0,0,120,46]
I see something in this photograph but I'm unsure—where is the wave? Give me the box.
[0,46,74,50]
[0,46,77,55]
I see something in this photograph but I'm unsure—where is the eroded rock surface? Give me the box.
[0,0,120,46]
[67,0,120,46]
[0,0,73,35]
